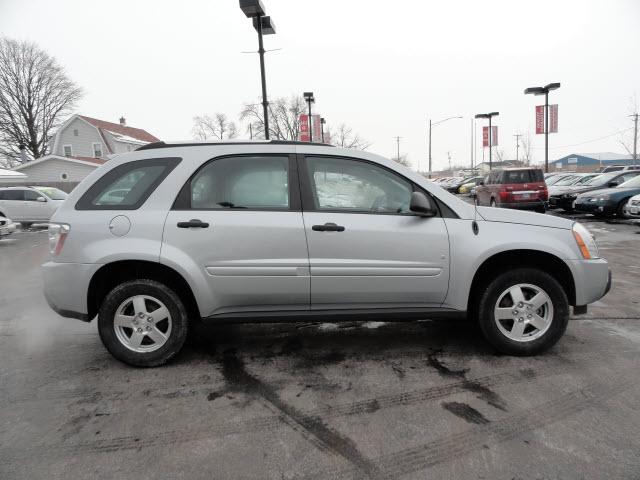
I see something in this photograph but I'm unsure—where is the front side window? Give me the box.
[76,157,180,210]
[305,156,413,214]
[183,155,290,210]
[24,190,45,202]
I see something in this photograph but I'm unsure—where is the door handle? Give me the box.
[312,222,345,232]
[177,219,210,229]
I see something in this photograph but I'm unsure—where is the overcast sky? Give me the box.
[2,0,639,171]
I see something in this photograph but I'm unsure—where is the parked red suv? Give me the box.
[476,167,548,212]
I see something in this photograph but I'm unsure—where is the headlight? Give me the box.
[48,223,70,256]
[572,222,599,259]
[596,195,610,201]
[562,193,577,199]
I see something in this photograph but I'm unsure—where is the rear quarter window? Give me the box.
[76,157,181,210]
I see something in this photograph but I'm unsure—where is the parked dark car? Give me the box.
[475,167,547,212]
[574,174,640,217]
[446,175,483,194]
[549,171,640,212]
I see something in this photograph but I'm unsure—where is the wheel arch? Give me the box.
[87,260,200,322]
[468,249,576,317]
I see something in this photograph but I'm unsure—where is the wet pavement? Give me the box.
[1,217,639,479]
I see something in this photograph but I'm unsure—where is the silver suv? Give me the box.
[42,141,611,366]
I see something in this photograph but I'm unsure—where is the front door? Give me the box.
[162,154,310,317]
[299,155,450,310]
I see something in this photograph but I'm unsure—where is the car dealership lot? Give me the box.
[1,220,639,479]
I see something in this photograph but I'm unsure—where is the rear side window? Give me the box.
[502,169,544,184]
[0,190,24,200]
[76,158,180,210]
[174,155,291,210]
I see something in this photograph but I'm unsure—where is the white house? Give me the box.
[12,115,160,191]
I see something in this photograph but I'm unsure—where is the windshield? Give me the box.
[33,187,68,200]
[619,175,640,188]
[553,175,581,186]
[584,173,619,187]
[546,175,571,185]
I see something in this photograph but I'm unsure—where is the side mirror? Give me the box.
[608,181,619,188]
[36,196,46,202]
[410,191,436,217]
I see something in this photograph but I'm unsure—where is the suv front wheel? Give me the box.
[477,268,569,355]
[98,280,189,367]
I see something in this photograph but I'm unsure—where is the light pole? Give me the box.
[240,0,276,140]
[631,113,638,166]
[303,92,315,142]
[428,116,462,178]
[475,112,499,171]
[524,82,560,173]
[394,136,402,162]
[320,117,326,143]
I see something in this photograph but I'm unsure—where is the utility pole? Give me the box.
[394,136,402,162]
[513,134,522,162]
[632,113,638,166]
[470,118,474,170]
[447,151,452,173]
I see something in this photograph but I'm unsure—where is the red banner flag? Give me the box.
[549,104,558,133]
[492,126,498,146]
[299,114,310,142]
[482,126,489,147]
[483,126,498,147]
[535,105,544,134]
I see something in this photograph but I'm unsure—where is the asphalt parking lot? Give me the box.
[1,216,640,480]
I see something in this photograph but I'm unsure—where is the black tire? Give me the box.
[98,279,189,367]
[490,198,497,208]
[477,268,569,356]
[21,222,32,229]
[535,204,547,214]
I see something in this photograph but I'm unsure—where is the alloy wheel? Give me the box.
[493,283,553,342]
[113,295,172,353]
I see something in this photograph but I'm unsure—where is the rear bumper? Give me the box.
[497,200,546,210]
[567,258,611,306]
[42,261,102,322]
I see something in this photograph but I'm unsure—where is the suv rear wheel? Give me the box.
[477,268,569,355]
[490,198,497,207]
[98,280,189,367]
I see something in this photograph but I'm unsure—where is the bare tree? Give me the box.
[392,154,411,167]
[519,131,533,164]
[192,113,237,141]
[494,148,506,162]
[329,123,371,150]
[618,95,639,158]
[240,95,306,140]
[0,38,83,166]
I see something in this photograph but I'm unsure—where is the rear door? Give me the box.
[299,154,450,310]
[502,169,546,203]
[162,153,310,317]
[0,189,26,219]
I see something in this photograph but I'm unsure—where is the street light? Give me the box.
[475,112,499,171]
[320,117,326,143]
[303,92,315,142]
[239,0,276,140]
[524,82,560,173]
[428,116,462,178]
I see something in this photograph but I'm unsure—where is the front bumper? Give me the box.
[567,258,611,306]
[623,203,640,219]
[0,222,16,236]
[574,200,616,216]
[42,261,102,322]
[549,196,577,210]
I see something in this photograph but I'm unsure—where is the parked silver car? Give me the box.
[42,141,611,366]
[0,186,68,228]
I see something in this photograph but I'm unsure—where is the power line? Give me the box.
[530,127,634,150]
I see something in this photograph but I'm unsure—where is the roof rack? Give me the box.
[136,140,335,151]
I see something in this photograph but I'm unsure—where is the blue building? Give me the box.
[551,152,637,172]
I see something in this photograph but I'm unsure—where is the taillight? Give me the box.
[48,223,70,256]
[499,190,511,201]
[540,186,548,200]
